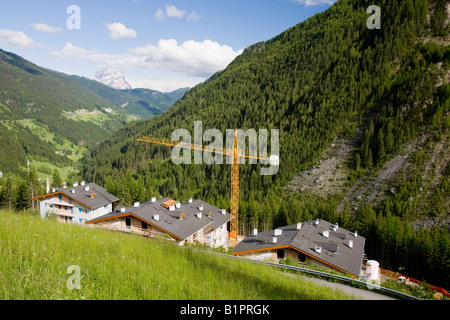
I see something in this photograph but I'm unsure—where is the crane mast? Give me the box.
[230,129,240,241]
[138,128,270,245]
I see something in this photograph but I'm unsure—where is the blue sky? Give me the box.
[0,0,335,91]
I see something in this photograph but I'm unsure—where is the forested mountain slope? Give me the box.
[81,0,449,288]
[69,74,189,119]
[0,49,185,177]
[0,48,128,175]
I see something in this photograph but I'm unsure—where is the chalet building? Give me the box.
[32,181,119,224]
[233,219,365,277]
[86,197,231,249]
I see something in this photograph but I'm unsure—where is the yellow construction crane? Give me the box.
[137,129,271,245]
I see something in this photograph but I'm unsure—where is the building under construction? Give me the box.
[86,197,231,249]
[233,219,365,277]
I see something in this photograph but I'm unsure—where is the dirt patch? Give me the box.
[286,136,356,197]
[336,134,429,213]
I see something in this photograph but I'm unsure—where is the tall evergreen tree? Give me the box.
[28,167,40,209]
[16,179,30,211]
[0,177,15,211]
[385,120,395,153]
[52,168,62,188]
[377,129,385,161]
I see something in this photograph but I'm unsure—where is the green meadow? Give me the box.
[0,210,354,300]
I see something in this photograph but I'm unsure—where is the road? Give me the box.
[194,249,402,300]
[292,273,396,300]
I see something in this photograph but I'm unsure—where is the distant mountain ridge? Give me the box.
[0,47,125,174]
[69,74,189,119]
[0,48,187,176]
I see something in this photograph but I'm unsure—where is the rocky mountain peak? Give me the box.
[94,69,132,90]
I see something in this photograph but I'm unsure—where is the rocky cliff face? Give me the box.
[94,69,132,90]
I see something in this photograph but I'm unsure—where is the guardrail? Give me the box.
[191,249,422,300]
[90,222,423,300]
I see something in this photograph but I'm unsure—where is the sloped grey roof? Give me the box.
[233,219,365,276]
[34,182,120,209]
[88,198,230,241]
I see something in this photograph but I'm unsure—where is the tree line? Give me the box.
[0,168,43,212]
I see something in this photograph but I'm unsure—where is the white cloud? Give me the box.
[51,42,96,58]
[51,39,242,79]
[131,39,243,77]
[154,8,165,21]
[106,22,137,40]
[292,0,336,6]
[51,42,151,69]
[187,11,201,22]
[155,4,199,21]
[129,77,201,93]
[165,4,185,18]
[0,29,36,48]
[31,23,62,33]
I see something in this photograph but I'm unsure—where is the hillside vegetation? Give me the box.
[69,75,189,119]
[0,49,184,180]
[0,48,125,177]
[81,0,449,288]
[0,210,354,300]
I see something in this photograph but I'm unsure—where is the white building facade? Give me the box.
[33,182,119,224]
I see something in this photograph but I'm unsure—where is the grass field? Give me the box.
[29,159,76,183]
[13,119,85,182]
[16,119,85,154]
[0,210,354,300]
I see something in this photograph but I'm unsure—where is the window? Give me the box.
[65,206,68,211]
[298,252,306,263]
[69,217,73,222]
[142,221,148,229]
[70,208,73,214]
[125,218,131,228]
[277,249,285,259]
[69,198,72,204]
[58,195,62,202]
[78,208,82,214]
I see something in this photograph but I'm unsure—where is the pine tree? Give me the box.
[365,148,373,169]
[135,176,147,204]
[104,176,116,196]
[118,174,131,206]
[377,129,385,161]
[52,168,62,188]
[28,167,40,209]
[275,201,288,228]
[368,120,375,137]
[16,179,30,211]
[385,120,395,153]
[355,153,361,171]
[287,197,301,225]
[1,177,15,211]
